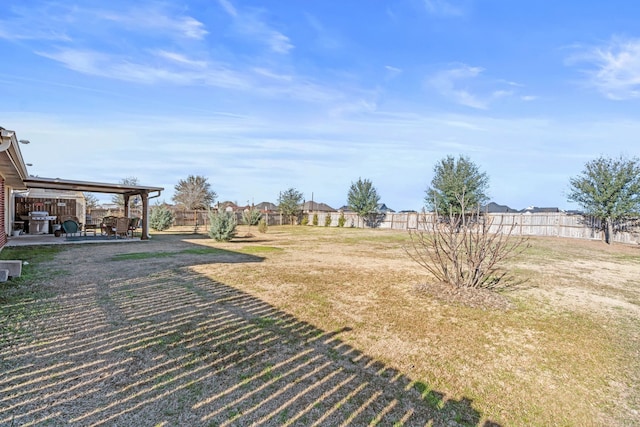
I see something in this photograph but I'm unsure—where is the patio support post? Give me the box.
[123,195,130,218]
[141,192,149,240]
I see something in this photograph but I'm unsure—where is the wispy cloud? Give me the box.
[428,64,488,109]
[1,3,207,42]
[567,36,640,100]
[37,48,251,88]
[423,0,467,17]
[428,64,527,109]
[0,3,72,41]
[153,50,207,69]
[217,0,238,17]
[304,13,345,51]
[102,10,208,40]
[217,0,293,54]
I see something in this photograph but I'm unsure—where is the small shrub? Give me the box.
[208,210,237,241]
[149,204,174,231]
[242,209,262,226]
[301,214,309,226]
[337,212,346,227]
[324,214,332,227]
[312,213,319,226]
[406,204,529,290]
[258,218,268,233]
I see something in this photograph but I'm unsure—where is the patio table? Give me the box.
[84,224,98,236]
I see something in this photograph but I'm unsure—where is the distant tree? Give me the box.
[111,177,140,208]
[84,193,99,210]
[347,177,381,228]
[338,212,346,227]
[568,155,640,244]
[425,155,489,215]
[242,208,262,226]
[324,213,332,227]
[278,188,303,225]
[172,175,217,210]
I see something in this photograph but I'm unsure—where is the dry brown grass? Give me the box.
[1,225,638,426]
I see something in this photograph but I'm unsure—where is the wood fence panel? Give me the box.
[299,210,640,244]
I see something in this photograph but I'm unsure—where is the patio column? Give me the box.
[123,195,130,218]
[141,192,149,240]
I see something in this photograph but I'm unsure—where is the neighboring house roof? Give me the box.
[376,203,395,213]
[520,206,561,213]
[337,203,394,213]
[218,201,238,209]
[254,201,278,212]
[483,202,519,213]
[302,201,335,211]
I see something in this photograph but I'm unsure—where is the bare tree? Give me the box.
[111,177,140,208]
[173,175,217,232]
[83,193,100,211]
[173,175,217,210]
[406,196,529,290]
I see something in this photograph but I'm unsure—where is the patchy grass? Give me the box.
[1,227,638,426]
[0,245,63,346]
[111,247,228,260]
[237,246,284,254]
[192,226,640,426]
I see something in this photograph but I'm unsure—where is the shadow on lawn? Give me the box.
[0,241,499,426]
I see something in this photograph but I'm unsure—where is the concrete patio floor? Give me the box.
[5,234,143,247]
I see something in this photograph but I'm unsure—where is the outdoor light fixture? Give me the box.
[19,139,30,144]
[26,163,33,166]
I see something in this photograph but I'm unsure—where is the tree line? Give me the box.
[94,154,640,246]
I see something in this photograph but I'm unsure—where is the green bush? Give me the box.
[149,204,174,231]
[208,210,237,241]
[242,209,262,226]
[337,212,346,227]
[258,218,268,233]
[324,213,332,227]
[312,213,319,226]
[301,214,309,226]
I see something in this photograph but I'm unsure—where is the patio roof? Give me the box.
[21,177,163,241]
[0,128,29,189]
[22,176,163,197]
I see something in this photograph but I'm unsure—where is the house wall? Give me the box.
[0,177,6,248]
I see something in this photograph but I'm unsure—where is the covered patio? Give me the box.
[5,233,144,247]
[21,177,163,241]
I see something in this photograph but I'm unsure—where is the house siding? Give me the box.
[0,177,6,248]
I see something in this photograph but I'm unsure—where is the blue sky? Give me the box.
[2,0,640,210]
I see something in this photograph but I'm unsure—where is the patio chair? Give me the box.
[128,217,141,237]
[61,219,81,237]
[101,216,118,237]
[115,217,130,239]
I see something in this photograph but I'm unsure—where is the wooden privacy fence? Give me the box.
[166,209,640,244]
[303,211,640,244]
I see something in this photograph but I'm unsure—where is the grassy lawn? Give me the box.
[0,226,638,426]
